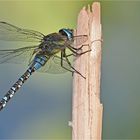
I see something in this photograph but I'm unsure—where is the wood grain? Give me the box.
[72,2,103,140]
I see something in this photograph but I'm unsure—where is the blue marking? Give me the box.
[27,73,30,77]
[19,77,24,81]
[3,97,8,101]
[10,94,14,98]
[33,62,42,70]
[9,90,14,94]
[17,84,21,88]
[18,81,23,86]
[27,69,32,73]
[59,29,73,40]
[11,87,16,91]
[2,101,6,107]
[33,55,47,70]
[63,29,73,40]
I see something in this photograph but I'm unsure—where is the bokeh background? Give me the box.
[0,0,140,139]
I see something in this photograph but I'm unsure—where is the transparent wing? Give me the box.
[0,46,36,64]
[0,21,45,42]
[37,55,72,74]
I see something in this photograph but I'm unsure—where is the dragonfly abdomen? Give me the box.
[0,67,35,111]
[0,55,48,111]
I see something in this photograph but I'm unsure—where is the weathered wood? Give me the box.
[72,2,103,140]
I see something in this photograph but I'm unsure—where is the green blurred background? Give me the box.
[0,0,140,139]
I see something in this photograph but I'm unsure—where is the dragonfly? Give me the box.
[0,21,90,111]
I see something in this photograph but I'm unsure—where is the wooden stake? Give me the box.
[72,2,103,140]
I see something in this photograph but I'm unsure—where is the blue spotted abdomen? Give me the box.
[0,54,48,111]
[31,54,48,70]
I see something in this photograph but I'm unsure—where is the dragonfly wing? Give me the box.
[37,55,72,74]
[0,21,44,42]
[0,46,36,64]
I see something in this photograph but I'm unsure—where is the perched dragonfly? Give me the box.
[0,22,90,111]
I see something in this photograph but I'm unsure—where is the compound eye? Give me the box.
[59,29,67,36]
[59,28,73,40]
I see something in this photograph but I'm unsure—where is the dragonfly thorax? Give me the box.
[40,33,68,55]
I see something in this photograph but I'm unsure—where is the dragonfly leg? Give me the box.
[68,46,91,56]
[62,51,86,79]
[77,49,91,55]
[60,52,75,75]
[72,38,103,50]
[73,35,87,38]
[68,46,81,55]
[64,53,76,57]
[91,38,103,44]
[71,44,89,50]
[64,48,91,58]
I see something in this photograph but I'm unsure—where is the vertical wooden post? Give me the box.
[72,2,103,140]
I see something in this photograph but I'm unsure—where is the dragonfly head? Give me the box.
[59,28,73,40]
